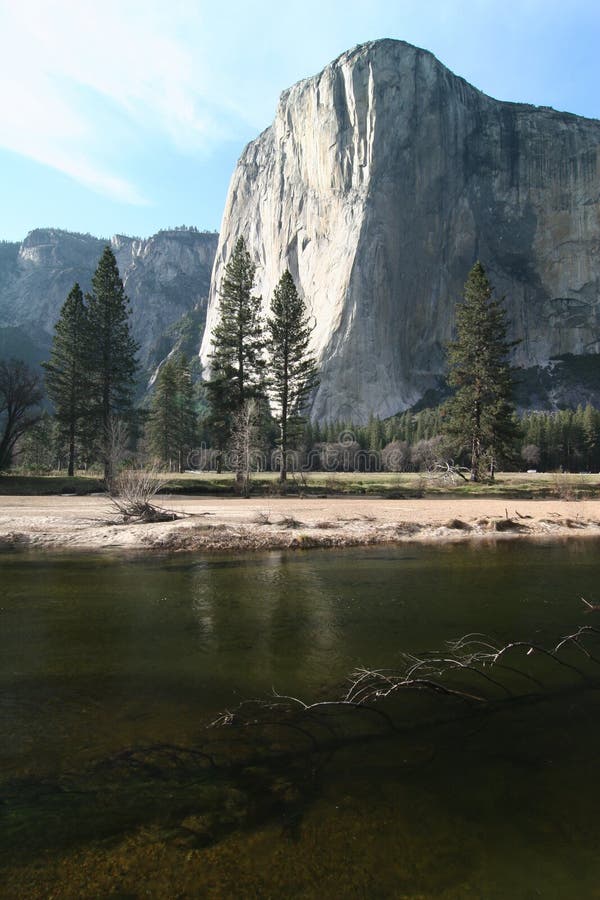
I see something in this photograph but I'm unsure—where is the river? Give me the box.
[2,541,600,897]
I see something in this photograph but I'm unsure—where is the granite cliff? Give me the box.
[0,227,218,373]
[201,39,600,421]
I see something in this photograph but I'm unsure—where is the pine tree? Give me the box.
[86,247,139,482]
[148,358,179,467]
[582,403,599,470]
[148,354,197,472]
[19,412,65,472]
[443,261,518,481]
[43,283,89,476]
[173,354,197,472]
[205,237,265,469]
[367,414,384,453]
[266,270,319,481]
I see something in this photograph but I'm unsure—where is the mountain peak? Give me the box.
[202,40,600,421]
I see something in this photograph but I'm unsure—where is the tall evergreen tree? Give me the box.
[148,358,179,467]
[582,403,599,470]
[43,283,88,476]
[266,270,319,481]
[148,354,197,471]
[367,414,384,453]
[205,237,265,467]
[174,354,198,472]
[86,247,139,482]
[443,261,518,481]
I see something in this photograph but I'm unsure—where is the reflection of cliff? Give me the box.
[201,39,600,421]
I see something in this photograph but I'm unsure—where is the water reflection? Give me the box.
[3,542,600,895]
[189,550,340,696]
[1,540,599,777]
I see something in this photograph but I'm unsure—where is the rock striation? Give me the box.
[201,39,600,422]
[0,227,218,371]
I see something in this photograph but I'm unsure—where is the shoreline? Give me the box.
[2,495,600,553]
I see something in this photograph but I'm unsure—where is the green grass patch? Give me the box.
[0,474,106,495]
[1,469,599,500]
[158,470,600,500]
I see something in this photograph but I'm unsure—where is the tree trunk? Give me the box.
[279,384,288,483]
[0,429,13,470]
[279,422,288,483]
[68,424,75,477]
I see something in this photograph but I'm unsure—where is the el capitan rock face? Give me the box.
[201,39,600,422]
[0,227,218,372]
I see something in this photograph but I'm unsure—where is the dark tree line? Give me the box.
[6,249,600,482]
[305,404,600,474]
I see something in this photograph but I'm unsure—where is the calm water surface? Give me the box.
[2,540,600,897]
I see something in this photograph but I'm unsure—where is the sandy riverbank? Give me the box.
[1,494,600,552]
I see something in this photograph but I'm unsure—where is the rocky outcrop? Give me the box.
[201,39,600,422]
[0,227,218,371]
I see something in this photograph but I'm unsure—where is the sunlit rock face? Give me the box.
[0,228,218,369]
[201,39,600,422]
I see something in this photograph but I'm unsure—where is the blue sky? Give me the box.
[1,0,599,242]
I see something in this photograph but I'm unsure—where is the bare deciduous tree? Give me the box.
[0,359,43,471]
[521,443,541,468]
[229,399,262,497]
[410,436,445,471]
[104,416,130,490]
[381,440,410,472]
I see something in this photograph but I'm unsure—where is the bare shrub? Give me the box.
[553,472,578,501]
[252,510,272,526]
[315,520,335,529]
[492,517,524,532]
[279,515,304,529]
[109,465,175,522]
[315,441,361,471]
[521,444,540,468]
[289,470,309,492]
[381,440,410,472]
[411,436,445,472]
[444,519,471,531]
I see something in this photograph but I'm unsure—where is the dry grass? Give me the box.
[444,518,472,531]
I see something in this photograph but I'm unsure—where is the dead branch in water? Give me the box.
[581,597,600,612]
[207,622,600,757]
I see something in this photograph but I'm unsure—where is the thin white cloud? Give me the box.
[0,0,389,207]
[0,0,244,203]
[2,0,596,207]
